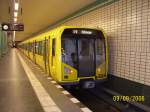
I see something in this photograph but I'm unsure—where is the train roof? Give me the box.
[19,25,106,44]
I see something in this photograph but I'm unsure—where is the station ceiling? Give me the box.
[0,0,96,41]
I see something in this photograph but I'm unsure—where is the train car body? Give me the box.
[19,26,108,88]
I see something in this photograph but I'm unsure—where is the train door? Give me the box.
[34,41,36,63]
[43,37,50,74]
[78,38,95,77]
[51,38,56,76]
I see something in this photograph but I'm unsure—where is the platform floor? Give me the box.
[0,49,44,112]
[0,49,89,112]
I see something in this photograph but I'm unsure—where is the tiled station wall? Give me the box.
[63,0,150,86]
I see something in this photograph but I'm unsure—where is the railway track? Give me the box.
[66,86,149,112]
[68,87,119,112]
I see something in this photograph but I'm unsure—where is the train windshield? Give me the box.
[61,29,105,77]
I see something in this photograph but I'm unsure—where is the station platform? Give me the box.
[0,49,91,112]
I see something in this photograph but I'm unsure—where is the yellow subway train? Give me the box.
[19,26,108,88]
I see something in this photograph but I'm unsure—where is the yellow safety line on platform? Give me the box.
[16,50,62,112]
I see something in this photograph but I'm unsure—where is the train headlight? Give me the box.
[96,67,103,78]
[97,68,101,72]
[64,67,73,75]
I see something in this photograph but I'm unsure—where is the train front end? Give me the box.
[60,28,108,88]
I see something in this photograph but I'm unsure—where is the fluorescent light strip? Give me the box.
[14,18,17,21]
[14,12,18,17]
[14,2,19,10]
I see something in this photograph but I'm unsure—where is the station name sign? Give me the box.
[2,23,24,31]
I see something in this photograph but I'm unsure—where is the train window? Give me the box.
[80,39,90,56]
[42,40,46,56]
[96,39,104,55]
[95,38,105,66]
[35,41,38,54]
[38,41,43,55]
[52,39,56,56]
[61,38,77,68]
[38,42,40,55]
[34,41,36,53]
[29,43,31,51]
[32,42,34,53]
[37,42,39,54]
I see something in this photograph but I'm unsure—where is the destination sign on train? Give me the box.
[63,28,100,35]
[72,30,92,34]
